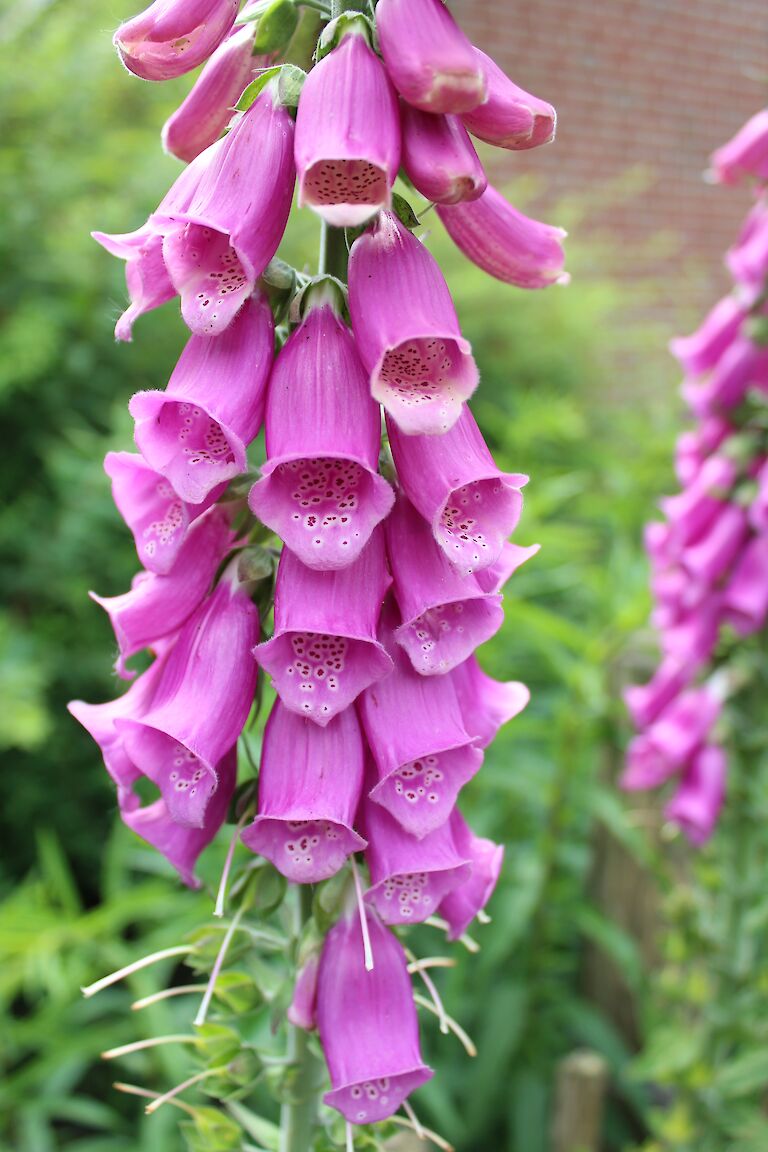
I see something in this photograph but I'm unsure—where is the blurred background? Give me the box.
[2,2,768,1151]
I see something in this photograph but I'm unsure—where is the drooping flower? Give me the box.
[122,746,237,887]
[437,184,568,289]
[287,952,320,1031]
[400,104,486,205]
[664,744,727,846]
[359,602,482,838]
[362,793,471,924]
[387,406,527,575]
[708,108,768,185]
[669,294,747,378]
[449,655,529,748]
[438,809,504,939]
[295,22,400,226]
[116,562,259,827]
[317,905,433,1123]
[722,534,768,635]
[253,529,392,725]
[248,281,394,569]
[162,24,266,162]
[90,505,234,678]
[154,81,295,336]
[130,292,274,503]
[376,0,487,114]
[461,48,555,150]
[241,700,366,882]
[92,145,213,340]
[385,492,504,675]
[621,685,722,792]
[103,452,225,576]
[348,211,478,435]
[113,0,238,82]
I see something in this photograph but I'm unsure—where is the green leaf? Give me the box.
[253,0,299,54]
[715,1048,768,1099]
[224,1101,280,1151]
[391,191,420,232]
[236,66,282,112]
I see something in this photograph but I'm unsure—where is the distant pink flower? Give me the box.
[709,108,768,185]
[665,745,727,846]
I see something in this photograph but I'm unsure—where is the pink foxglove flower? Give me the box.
[287,953,320,1031]
[450,655,529,748]
[708,108,768,185]
[117,563,259,827]
[362,794,471,924]
[670,294,746,378]
[722,534,768,635]
[123,747,236,886]
[249,284,394,569]
[438,809,504,939]
[162,25,266,162]
[359,603,482,837]
[473,539,540,594]
[682,335,768,418]
[92,146,213,340]
[130,293,273,503]
[400,104,486,205]
[348,211,479,435]
[295,26,400,226]
[624,656,689,731]
[253,529,392,725]
[241,700,366,882]
[621,686,722,792]
[113,0,238,81]
[317,907,433,1123]
[387,406,527,575]
[376,0,486,115]
[674,416,729,487]
[155,83,295,336]
[385,493,504,674]
[660,454,737,549]
[679,502,749,586]
[749,460,768,532]
[90,505,233,677]
[664,745,727,846]
[461,48,555,151]
[726,202,768,293]
[104,452,225,576]
[437,185,568,289]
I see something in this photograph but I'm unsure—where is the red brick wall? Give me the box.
[451,0,768,302]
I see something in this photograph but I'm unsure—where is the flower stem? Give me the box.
[280,885,322,1152]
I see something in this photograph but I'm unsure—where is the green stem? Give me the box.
[318,219,349,282]
[279,886,321,1152]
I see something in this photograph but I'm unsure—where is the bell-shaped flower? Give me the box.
[249,283,394,569]
[621,685,722,792]
[68,653,169,808]
[130,293,273,504]
[449,655,529,748]
[90,506,234,678]
[123,747,237,886]
[253,529,392,725]
[664,745,727,846]
[162,25,265,162]
[461,48,556,150]
[317,905,433,1123]
[749,460,768,533]
[670,294,745,378]
[387,406,527,575]
[682,335,768,418]
[437,184,568,289]
[92,146,213,340]
[116,562,260,827]
[376,0,487,115]
[287,952,320,1031]
[726,202,768,293]
[400,105,486,205]
[104,451,225,576]
[674,416,729,487]
[154,82,295,336]
[241,699,366,882]
[659,595,722,671]
[362,793,471,924]
[359,602,482,837]
[473,539,540,594]
[679,502,749,586]
[113,0,238,81]
[708,108,768,185]
[624,656,689,731]
[348,212,478,434]
[722,534,768,636]
[295,25,400,226]
[438,809,504,939]
[385,493,503,674]
[660,454,736,550]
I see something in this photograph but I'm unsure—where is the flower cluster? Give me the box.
[73,0,565,1138]
[623,109,768,846]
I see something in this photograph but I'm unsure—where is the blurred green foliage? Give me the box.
[4,2,768,1151]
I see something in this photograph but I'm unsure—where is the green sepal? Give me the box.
[235,0,271,25]
[242,861,288,916]
[225,1101,281,1151]
[194,1021,243,1067]
[312,866,352,934]
[292,274,349,323]
[236,66,282,112]
[238,543,278,585]
[211,969,265,1014]
[185,924,253,973]
[180,1107,243,1152]
[733,478,759,506]
[277,62,306,108]
[252,0,299,54]
[226,778,258,823]
[745,314,768,347]
[391,191,421,231]
[316,11,373,61]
